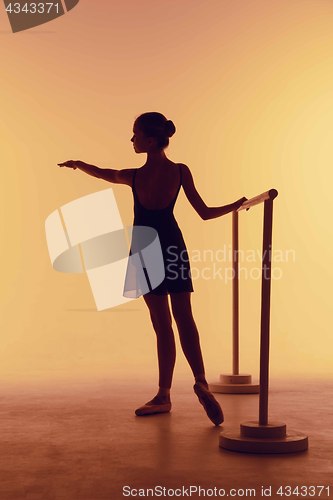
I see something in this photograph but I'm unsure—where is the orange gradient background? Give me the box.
[0,0,332,385]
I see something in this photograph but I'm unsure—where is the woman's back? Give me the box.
[132,161,182,211]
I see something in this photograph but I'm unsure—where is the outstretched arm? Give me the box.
[57,160,133,186]
[181,164,248,220]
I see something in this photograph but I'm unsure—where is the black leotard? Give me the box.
[123,164,194,296]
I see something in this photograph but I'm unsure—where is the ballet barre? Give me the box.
[209,187,308,452]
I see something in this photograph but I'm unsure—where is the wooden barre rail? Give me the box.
[237,188,278,211]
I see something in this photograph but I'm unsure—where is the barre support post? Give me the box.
[232,210,239,376]
[259,198,273,425]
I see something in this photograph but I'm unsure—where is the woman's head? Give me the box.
[132,112,176,152]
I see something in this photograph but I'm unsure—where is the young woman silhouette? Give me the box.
[58,112,248,426]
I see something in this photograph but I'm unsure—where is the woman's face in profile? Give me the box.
[131,122,156,153]
[131,123,146,153]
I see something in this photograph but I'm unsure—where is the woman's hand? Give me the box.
[57,160,86,170]
[234,196,250,211]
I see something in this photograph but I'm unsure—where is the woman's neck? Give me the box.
[145,150,169,168]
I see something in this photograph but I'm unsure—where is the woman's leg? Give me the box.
[170,291,224,425]
[169,291,207,385]
[142,292,176,402]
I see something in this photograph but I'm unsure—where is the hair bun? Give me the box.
[165,120,176,138]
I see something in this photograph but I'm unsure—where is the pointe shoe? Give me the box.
[135,401,172,416]
[194,382,224,426]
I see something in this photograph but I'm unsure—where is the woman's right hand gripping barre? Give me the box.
[204,196,250,220]
[234,196,250,211]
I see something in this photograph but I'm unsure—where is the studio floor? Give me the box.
[0,377,332,500]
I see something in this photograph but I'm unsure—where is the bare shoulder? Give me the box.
[176,162,189,173]
[177,162,190,170]
[177,163,191,182]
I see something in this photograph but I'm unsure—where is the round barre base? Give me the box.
[209,374,259,394]
[219,421,308,454]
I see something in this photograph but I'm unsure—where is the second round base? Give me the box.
[209,374,259,394]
